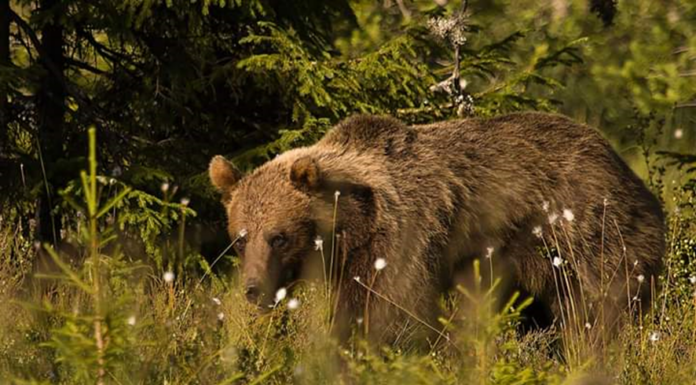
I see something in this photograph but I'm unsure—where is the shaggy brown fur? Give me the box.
[209,112,665,343]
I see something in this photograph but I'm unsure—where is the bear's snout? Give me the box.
[244,283,262,304]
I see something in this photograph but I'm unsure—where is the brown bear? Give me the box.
[209,112,665,343]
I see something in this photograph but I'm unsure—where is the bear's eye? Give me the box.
[234,237,247,254]
[270,234,288,249]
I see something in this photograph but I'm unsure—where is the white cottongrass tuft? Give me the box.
[532,226,543,238]
[238,229,248,238]
[649,331,660,342]
[163,271,175,283]
[552,257,563,267]
[428,14,468,46]
[287,298,300,310]
[374,258,387,271]
[161,182,170,193]
[217,312,225,321]
[562,209,574,222]
[212,297,222,306]
[689,276,696,285]
[314,236,323,251]
[637,274,645,283]
[485,247,494,259]
[353,276,361,282]
[548,213,559,225]
[334,190,341,199]
[356,317,364,325]
[274,287,287,304]
[127,316,136,326]
[180,197,190,207]
[585,322,592,330]
[674,128,683,139]
[542,201,550,212]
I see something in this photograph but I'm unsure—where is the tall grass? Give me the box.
[1,130,695,384]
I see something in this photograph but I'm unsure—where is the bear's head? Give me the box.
[209,152,377,308]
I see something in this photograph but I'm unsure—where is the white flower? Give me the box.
[689,276,696,285]
[161,182,170,193]
[287,298,300,310]
[180,198,190,207]
[585,322,592,329]
[163,271,175,283]
[542,201,550,212]
[334,191,341,199]
[548,213,559,225]
[217,312,225,321]
[562,209,574,222]
[552,257,563,267]
[374,258,387,271]
[127,316,136,326]
[314,236,323,251]
[212,297,222,306]
[274,287,287,304]
[238,229,248,238]
[674,128,683,139]
[649,331,660,342]
[637,274,645,283]
[485,247,494,259]
[532,226,543,238]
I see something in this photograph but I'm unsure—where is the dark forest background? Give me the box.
[1,0,693,255]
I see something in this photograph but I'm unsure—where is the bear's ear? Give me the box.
[209,155,242,194]
[289,156,321,192]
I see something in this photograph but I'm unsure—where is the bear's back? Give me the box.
[319,114,418,157]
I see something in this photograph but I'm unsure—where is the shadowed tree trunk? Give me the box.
[36,0,65,243]
[0,0,9,152]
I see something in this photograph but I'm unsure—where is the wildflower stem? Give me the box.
[329,237,347,334]
[363,271,379,337]
[328,192,340,327]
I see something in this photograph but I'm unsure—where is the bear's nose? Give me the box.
[245,285,261,303]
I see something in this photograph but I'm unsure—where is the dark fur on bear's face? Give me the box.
[210,156,316,306]
[209,154,375,308]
